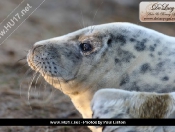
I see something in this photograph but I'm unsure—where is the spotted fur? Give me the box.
[91,89,175,132]
[27,22,175,132]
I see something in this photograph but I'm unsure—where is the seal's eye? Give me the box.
[80,43,92,52]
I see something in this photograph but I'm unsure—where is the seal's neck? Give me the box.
[45,75,99,118]
[68,87,98,118]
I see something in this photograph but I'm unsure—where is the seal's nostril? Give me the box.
[32,45,43,55]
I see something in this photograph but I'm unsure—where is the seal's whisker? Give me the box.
[24,49,29,53]
[57,77,62,92]
[36,72,44,99]
[78,11,84,29]
[27,65,42,110]
[90,9,98,33]
[52,74,62,92]
[20,68,33,100]
[81,10,85,28]
[28,71,38,110]
[50,75,55,103]
[37,75,44,99]
[34,73,41,94]
[16,62,28,73]
[45,74,55,104]
[16,56,27,63]
[33,60,41,66]
[49,70,64,93]
[91,0,104,33]
[43,76,48,100]
[15,56,28,72]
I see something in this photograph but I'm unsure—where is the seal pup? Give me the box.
[27,22,175,132]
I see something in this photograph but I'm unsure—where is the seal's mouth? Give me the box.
[27,50,37,71]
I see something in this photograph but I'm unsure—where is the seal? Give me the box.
[91,89,175,132]
[27,22,175,132]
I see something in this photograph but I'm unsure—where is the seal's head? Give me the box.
[28,22,167,96]
[27,23,117,95]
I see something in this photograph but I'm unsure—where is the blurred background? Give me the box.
[0,0,174,131]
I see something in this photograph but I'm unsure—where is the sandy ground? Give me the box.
[0,0,174,132]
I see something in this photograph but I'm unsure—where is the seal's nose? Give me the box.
[33,40,45,47]
[32,45,43,55]
[32,41,45,55]
[32,38,55,55]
